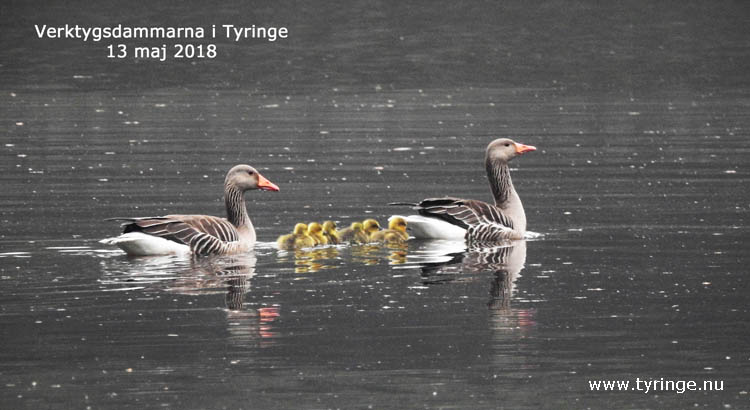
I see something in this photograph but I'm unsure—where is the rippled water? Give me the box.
[2,1,749,409]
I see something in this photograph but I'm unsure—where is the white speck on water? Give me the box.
[98,178,108,182]
[393,147,411,151]
[167,334,179,337]
[262,104,279,108]
[17,154,26,158]
[15,122,24,126]
[724,170,736,174]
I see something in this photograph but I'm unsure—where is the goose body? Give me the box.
[101,164,279,256]
[392,139,536,242]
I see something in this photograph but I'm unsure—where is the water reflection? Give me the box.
[276,242,410,271]
[407,240,529,314]
[99,253,280,347]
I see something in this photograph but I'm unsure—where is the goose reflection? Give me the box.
[99,252,279,347]
[405,239,530,315]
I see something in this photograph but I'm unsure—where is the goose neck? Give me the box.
[225,184,249,227]
[486,158,513,207]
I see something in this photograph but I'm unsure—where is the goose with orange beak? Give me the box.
[391,138,536,242]
[101,164,280,256]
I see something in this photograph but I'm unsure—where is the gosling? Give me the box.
[277,223,315,250]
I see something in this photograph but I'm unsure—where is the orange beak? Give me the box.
[257,174,280,191]
[514,142,537,154]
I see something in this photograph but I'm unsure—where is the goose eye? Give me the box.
[504,143,510,147]
[247,170,255,175]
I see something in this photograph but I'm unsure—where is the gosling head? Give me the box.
[388,216,407,233]
[293,223,308,235]
[307,222,324,236]
[362,219,381,234]
[350,222,364,231]
[322,221,337,232]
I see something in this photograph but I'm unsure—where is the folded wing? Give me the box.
[110,215,240,255]
[413,197,517,242]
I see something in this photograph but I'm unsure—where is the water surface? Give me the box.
[1,1,749,409]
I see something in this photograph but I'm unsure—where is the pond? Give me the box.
[1,1,748,409]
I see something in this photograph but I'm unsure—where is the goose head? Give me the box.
[485,138,536,163]
[225,164,280,192]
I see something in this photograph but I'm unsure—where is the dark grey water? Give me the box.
[2,1,749,409]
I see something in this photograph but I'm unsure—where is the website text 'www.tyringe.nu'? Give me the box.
[588,378,724,394]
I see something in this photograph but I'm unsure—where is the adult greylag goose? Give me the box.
[392,138,536,242]
[101,164,279,256]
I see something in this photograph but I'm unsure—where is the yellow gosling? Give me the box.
[339,222,369,244]
[371,217,409,242]
[277,223,315,250]
[307,222,328,246]
[383,231,406,244]
[321,221,341,244]
[362,218,381,240]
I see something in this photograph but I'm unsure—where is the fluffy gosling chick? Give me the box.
[371,216,409,242]
[362,219,381,240]
[383,231,406,245]
[277,223,315,250]
[339,222,369,244]
[321,221,341,244]
[307,222,328,246]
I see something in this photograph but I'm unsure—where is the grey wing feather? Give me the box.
[412,197,516,242]
[114,215,239,255]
